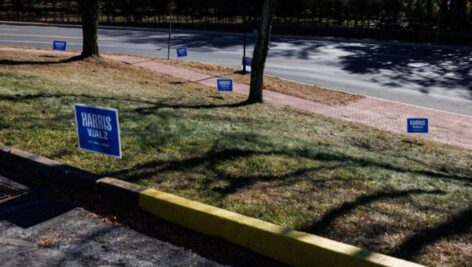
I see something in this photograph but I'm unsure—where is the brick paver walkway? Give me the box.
[2,47,471,151]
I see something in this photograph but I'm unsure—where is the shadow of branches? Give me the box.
[104,144,471,192]
[393,205,472,259]
[304,189,446,234]
[337,43,472,99]
[0,55,84,66]
[0,92,249,111]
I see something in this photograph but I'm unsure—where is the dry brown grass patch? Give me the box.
[155,59,364,106]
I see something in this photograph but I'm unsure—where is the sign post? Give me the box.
[74,104,122,158]
[242,0,248,73]
[53,40,67,51]
[407,118,429,133]
[167,1,177,60]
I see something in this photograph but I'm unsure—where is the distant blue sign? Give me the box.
[243,57,252,66]
[242,57,252,71]
[74,104,122,158]
[53,40,67,51]
[407,118,429,133]
[176,47,188,57]
[217,79,233,92]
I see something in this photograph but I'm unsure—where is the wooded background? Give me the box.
[1,0,471,43]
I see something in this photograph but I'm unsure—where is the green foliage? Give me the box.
[0,0,470,31]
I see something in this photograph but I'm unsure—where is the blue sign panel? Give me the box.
[243,57,252,66]
[217,79,233,92]
[407,118,429,133]
[176,47,188,57]
[53,40,67,51]
[242,57,252,71]
[74,104,122,158]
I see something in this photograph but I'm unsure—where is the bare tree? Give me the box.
[247,0,277,103]
[79,0,100,58]
[453,0,467,29]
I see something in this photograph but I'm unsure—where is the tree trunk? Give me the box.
[453,0,467,29]
[79,0,100,58]
[439,0,451,28]
[247,0,277,103]
[426,0,433,23]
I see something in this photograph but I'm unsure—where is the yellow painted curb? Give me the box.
[139,189,424,267]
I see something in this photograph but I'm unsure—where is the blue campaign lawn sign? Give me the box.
[217,79,233,92]
[242,57,252,71]
[53,40,67,51]
[407,118,429,133]
[176,47,188,57]
[74,104,122,158]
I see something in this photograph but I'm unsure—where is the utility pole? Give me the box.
[435,3,441,43]
[242,0,248,73]
[167,1,177,60]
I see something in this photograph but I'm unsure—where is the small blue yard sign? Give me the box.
[407,118,428,133]
[176,47,188,57]
[53,40,67,51]
[242,57,252,71]
[74,104,122,158]
[243,57,252,66]
[217,79,233,92]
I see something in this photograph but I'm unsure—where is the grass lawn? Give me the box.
[1,50,471,266]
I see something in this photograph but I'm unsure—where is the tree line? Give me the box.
[1,0,471,32]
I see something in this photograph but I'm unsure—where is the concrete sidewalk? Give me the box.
[2,47,471,151]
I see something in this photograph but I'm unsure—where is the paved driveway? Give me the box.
[0,174,222,267]
[0,173,281,267]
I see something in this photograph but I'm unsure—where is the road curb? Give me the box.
[0,144,142,204]
[0,144,99,190]
[0,145,424,267]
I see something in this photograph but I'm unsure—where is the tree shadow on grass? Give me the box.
[392,205,472,260]
[0,92,250,111]
[103,147,263,183]
[0,55,84,66]
[107,142,472,186]
[132,100,251,114]
[210,167,327,196]
[104,143,471,194]
[303,189,446,235]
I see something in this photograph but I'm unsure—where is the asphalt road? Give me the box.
[0,23,471,115]
[0,173,283,267]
